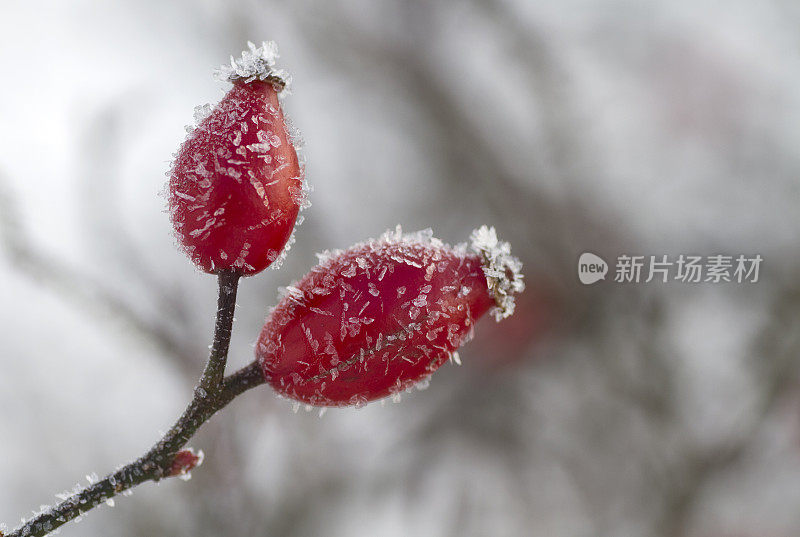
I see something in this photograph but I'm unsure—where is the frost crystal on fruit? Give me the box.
[214,41,291,90]
[469,225,525,320]
[255,226,523,407]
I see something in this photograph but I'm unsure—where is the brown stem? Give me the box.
[6,272,266,537]
[200,270,240,393]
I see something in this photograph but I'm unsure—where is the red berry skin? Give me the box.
[255,234,495,407]
[169,80,303,275]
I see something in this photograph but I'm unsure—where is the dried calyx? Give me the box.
[469,225,525,321]
[214,41,291,90]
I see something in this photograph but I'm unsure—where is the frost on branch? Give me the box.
[469,225,525,321]
[214,41,291,91]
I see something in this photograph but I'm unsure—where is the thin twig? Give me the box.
[7,273,265,537]
[200,270,240,394]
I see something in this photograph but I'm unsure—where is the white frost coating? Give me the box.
[469,225,524,321]
[288,173,312,210]
[378,225,444,249]
[214,41,291,90]
[278,285,304,302]
[184,103,213,134]
[270,218,298,271]
[192,103,213,125]
[270,110,311,271]
[311,225,448,268]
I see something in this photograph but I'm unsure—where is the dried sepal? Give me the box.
[469,225,525,320]
[214,41,291,91]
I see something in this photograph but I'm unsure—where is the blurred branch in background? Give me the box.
[296,0,620,272]
[0,170,197,375]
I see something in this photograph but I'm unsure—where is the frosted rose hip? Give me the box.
[256,226,524,407]
[169,42,308,275]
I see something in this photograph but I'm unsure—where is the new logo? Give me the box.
[578,252,608,285]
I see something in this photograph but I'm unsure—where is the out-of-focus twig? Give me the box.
[655,285,800,537]
[0,173,199,375]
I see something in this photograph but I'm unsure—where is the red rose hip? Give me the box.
[169,42,307,275]
[256,226,524,407]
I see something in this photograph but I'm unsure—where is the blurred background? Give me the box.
[1,0,800,536]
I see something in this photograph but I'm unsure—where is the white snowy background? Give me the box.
[1,0,800,536]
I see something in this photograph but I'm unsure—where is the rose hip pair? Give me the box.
[168,42,524,407]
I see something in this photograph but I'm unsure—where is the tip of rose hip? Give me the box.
[214,40,291,90]
[469,226,525,321]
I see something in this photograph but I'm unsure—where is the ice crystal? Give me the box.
[310,225,450,272]
[215,41,291,90]
[192,103,213,125]
[270,219,298,271]
[469,225,525,321]
[271,158,311,271]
